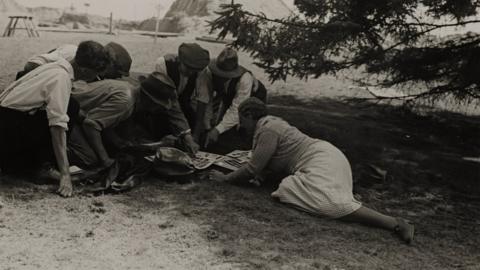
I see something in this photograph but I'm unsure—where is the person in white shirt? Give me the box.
[16,44,78,80]
[0,40,109,197]
[15,42,136,170]
[193,47,267,150]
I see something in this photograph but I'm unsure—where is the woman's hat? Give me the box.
[178,43,210,71]
[208,47,246,78]
[140,72,176,109]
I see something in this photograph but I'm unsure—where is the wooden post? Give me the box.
[2,17,13,37]
[154,2,161,43]
[108,12,113,34]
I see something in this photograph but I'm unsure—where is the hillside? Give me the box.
[27,6,62,24]
[0,0,26,13]
[140,0,293,34]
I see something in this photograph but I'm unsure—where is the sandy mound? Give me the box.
[140,0,293,34]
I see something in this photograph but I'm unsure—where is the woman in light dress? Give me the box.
[210,97,414,244]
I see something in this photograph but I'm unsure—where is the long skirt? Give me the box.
[271,140,361,219]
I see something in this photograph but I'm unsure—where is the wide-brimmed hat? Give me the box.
[105,42,132,76]
[178,43,210,71]
[140,72,176,109]
[208,47,246,78]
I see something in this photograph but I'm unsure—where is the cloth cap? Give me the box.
[105,42,132,76]
[178,43,210,71]
[209,47,246,78]
[140,72,176,109]
[239,97,268,119]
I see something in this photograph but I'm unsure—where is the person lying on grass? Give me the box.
[0,41,109,197]
[209,97,415,244]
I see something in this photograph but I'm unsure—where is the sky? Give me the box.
[16,0,175,21]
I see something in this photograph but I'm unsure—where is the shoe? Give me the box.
[394,218,414,244]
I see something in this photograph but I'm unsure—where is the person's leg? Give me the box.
[66,97,81,133]
[78,80,133,167]
[67,124,100,168]
[0,107,24,172]
[340,206,397,229]
[0,107,51,173]
[340,206,414,243]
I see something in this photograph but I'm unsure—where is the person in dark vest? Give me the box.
[193,47,267,150]
[150,43,210,154]
[111,71,200,156]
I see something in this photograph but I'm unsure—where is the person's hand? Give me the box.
[100,157,115,169]
[208,170,228,182]
[182,134,200,155]
[204,128,220,148]
[115,139,135,150]
[57,173,73,197]
[77,109,87,123]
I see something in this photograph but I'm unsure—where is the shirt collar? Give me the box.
[56,58,75,80]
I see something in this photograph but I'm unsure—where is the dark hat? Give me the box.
[178,43,210,71]
[105,42,132,76]
[140,72,176,109]
[209,47,246,78]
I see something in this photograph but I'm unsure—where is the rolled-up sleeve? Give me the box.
[154,57,167,74]
[45,72,71,130]
[215,72,253,134]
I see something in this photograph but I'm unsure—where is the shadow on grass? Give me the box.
[269,95,480,195]
[119,95,479,269]
[1,95,479,269]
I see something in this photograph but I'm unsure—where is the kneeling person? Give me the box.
[68,42,135,169]
[0,41,109,197]
[118,72,198,155]
[194,47,267,149]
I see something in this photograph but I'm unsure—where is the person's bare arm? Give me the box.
[83,120,114,168]
[50,126,72,197]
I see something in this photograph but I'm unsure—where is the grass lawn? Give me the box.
[0,32,479,270]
